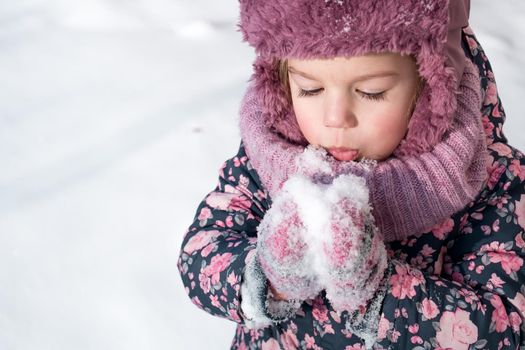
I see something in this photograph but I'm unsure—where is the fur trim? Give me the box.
[239,1,449,61]
[251,59,307,145]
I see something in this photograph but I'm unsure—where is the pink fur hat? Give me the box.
[238,0,471,157]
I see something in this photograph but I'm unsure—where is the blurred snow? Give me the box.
[0,1,524,349]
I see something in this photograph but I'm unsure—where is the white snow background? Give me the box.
[0,1,524,349]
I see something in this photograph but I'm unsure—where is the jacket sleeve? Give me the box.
[369,146,525,350]
[177,141,269,324]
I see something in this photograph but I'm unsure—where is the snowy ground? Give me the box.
[0,1,524,349]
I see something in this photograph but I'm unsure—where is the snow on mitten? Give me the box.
[321,174,389,313]
[295,145,335,185]
[256,174,323,301]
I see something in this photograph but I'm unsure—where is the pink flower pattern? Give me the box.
[431,218,455,240]
[389,262,424,300]
[491,295,510,333]
[516,194,525,229]
[488,250,523,275]
[421,298,439,320]
[435,309,478,350]
[377,315,391,341]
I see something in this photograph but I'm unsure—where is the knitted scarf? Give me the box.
[239,60,489,242]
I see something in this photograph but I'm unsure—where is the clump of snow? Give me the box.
[326,174,369,212]
[251,146,379,305]
[295,145,333,181]
[278,147,377,295]
[280,173,332,280]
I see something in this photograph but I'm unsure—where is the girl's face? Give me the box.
[287,53,420,161]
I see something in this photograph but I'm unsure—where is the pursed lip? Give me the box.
[327,147,359,162]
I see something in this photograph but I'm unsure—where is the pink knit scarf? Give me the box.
[239,61,489,242]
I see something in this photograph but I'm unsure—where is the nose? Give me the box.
[323,94,357,129]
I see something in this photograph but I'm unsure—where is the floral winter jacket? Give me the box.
[178,28,525,350]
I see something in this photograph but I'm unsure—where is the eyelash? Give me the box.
[297,88,386,101]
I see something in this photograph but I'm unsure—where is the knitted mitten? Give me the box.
[321,174,389,313]
[256,174,323,301]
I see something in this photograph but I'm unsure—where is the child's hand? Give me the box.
[320,173,389,313]
[255,175,323,301]
[257,150,384,308]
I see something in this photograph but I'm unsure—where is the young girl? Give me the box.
[178,1,525,349]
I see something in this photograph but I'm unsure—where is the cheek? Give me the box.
[292,100,323,144]
[376,114,408,136]
[372,99,411,133]
[366,110,409,149]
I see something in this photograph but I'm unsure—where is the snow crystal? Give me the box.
[341,14,356,33]
[325,0,344,5]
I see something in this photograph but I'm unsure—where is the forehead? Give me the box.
[287,53,417,81]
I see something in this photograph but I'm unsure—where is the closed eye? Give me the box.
[358,90,386,101]
[297,88,387,101]
[297,88,323,98]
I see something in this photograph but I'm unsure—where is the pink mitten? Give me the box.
[256,175,323,301]
[321,174,389,313]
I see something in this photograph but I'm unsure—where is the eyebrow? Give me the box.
[288,66,399,82]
